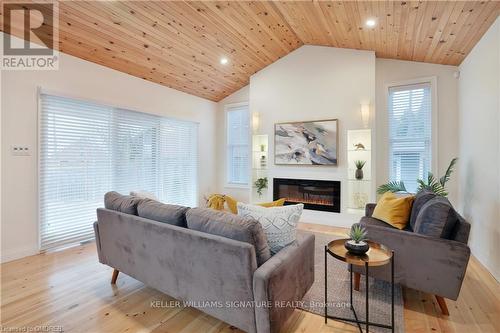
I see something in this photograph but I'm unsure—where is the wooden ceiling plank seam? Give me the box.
[411,1,435,63]
[445,1,489,65]
[316,2,350,49]
[198,1,282,63]
[261,1,304,49]
[423,1,456,63]
[61,4,237,93]
[431,1,468,65]
[167,1,274,75]
[237,1,297,54]
[68,2,240,89]
[450,1,500,65]
[97,1,247,86]
[272,1,312,44]
[412,0,439,62]
[125,1,253,82]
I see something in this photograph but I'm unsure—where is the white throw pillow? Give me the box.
[237,202,303,254]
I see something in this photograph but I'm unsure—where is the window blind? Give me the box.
[388,83,432,193]
[226,104,249,185]
[39,94,198,251]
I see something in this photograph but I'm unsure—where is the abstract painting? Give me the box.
[275,119,338,165]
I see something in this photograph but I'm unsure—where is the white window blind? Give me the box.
[226,104,249,185]
[39,94,198,251]
[388,83,432,193]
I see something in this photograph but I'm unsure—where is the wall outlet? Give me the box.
[11,145,32,156]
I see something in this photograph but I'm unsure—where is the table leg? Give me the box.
[392,251,395,333]
[350,263,353,308]
[366,262,369,333]
[324,246,327,324]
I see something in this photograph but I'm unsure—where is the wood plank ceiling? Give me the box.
[2,1,499,101]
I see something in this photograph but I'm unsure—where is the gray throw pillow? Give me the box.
[186,207,271,266]
[137,199,189,227]
[409,190,436,230]
[413,197,458,239]
[104,191,142,215]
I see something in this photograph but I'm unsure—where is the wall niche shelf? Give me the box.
[251,134,269,203]
[346,129,373,214]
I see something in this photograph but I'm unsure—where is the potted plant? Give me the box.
[377,158,458,197]
[345,224,369,255]
[354,160,366,180]
[254,177,268,197]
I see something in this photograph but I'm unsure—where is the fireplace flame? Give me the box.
[285,197,334,206]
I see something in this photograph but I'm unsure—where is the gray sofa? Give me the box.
[94,192,315,333]
[354,191,471,315]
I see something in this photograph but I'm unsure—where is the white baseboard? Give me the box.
[1,245,39,263]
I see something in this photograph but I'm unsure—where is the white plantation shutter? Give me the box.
[388,83,432,193]
[226,104,249,185]
[39,94,198,251]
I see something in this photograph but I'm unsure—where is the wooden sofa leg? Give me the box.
[435,295,449,316]
[354,272,360,291]
[111,269,120,284]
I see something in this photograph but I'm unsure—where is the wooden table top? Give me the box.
[327,239,393,267]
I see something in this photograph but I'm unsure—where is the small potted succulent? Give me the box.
[345,224,370,255]
[354,160,366,180]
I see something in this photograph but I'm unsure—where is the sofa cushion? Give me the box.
[137,199,189,227]
[186,207,271,266]
[409,190,436,231]
[413,197,458,239]
[372,193,414,229]
[237,203,303,255]
[104,191,142,215]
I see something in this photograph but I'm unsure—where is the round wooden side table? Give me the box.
[324,239,395,333]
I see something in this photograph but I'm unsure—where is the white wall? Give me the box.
[1,34,217,262]
[215,85,251,202]
[249,45,376,226]
[375,59,460,204]
[457,17,500,281]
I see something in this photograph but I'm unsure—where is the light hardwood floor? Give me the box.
[1,223,499,333]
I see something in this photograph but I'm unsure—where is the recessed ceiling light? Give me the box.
[220,57,229,65]
[366,19,376,27]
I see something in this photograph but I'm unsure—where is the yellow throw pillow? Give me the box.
[206,194,226,211]
[257,198,286,208]
[372,192,414,229]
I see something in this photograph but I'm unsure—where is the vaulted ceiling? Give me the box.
[2,1,499,101]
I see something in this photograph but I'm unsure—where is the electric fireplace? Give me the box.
[273,178,341,213]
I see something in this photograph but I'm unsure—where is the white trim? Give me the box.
[224,102,251,189]
[384,76,438,176]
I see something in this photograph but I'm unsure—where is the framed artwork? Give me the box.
[274,119,338,165]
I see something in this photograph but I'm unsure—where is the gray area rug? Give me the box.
[299,232,405,333]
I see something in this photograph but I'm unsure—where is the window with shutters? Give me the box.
[388,82,433,193]
[226,103,250,186]
[39,93,198,251]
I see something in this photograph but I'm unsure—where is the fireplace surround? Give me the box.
[273,178,341,213]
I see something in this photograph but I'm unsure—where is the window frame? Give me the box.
[224,102,250,189]
[384,77,438,193]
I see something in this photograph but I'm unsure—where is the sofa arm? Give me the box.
[356,222,470,300]
[253,233,315,333]
[365,203,377,217]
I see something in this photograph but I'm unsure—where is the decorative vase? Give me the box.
[355,168,364,180]
[344,240,370,255]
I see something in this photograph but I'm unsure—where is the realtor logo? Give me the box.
[1,1,59,70]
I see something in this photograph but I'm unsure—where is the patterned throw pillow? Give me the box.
[237,202,304,254]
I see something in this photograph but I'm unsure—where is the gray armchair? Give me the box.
[353,201,471,315]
